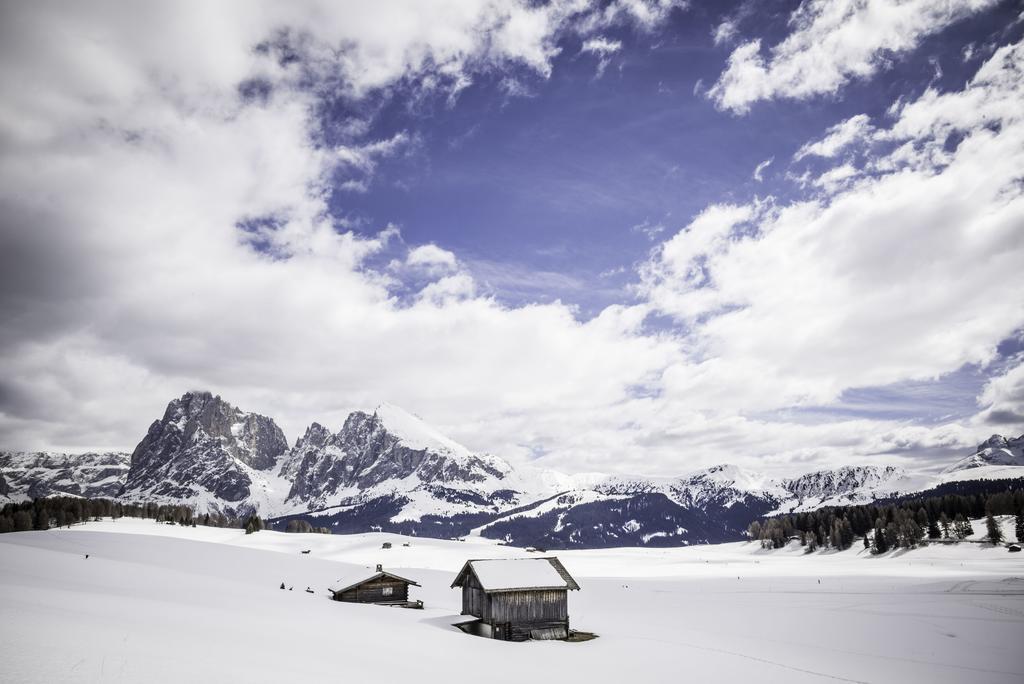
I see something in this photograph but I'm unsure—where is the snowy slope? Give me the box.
[1,519,1022,684]
[373,402,476,460]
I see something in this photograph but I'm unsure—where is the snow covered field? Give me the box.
[1,519,1022,683]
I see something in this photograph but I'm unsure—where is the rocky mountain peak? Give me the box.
[978,434,1009,451]
[280,402,515,516]
[148,391,287,471]
[294,422,333,450]
[120,392,289,517]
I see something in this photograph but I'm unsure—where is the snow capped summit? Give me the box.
[941,433,1024,473]
[371,403,475,461]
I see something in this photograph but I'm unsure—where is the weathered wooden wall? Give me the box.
[335,577,410,603]
[460,570,487,618]
[462,584,487,617]
[489,590,567,623]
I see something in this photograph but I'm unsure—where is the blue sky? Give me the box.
[1,0,1022,476]
[325,0,1024,427]
[329,0,1020,313]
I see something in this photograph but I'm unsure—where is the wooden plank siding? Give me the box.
[462,584,487,618]
[335,576,409,604]
[489,590,567,623]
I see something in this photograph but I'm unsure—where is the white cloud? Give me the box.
[585,0,689,33]
[973,356,1024,427]
[712,20,738,47]
[645,40,1024,417]
[581,37,623,56]
[406,244,459,272]
[580,36,623,77]
[794,114,873,160]
[709,0,998,113]
[752,157,773,182]
[811,162,860,192]
[415,273,477,304]
[0,0,1018,479]
[0,0,690,468]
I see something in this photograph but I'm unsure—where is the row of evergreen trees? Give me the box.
[2,496,262,534]
[747,487,1024,553]
[0,496,336,537]
[284,518,331,534]
[241,515,331,535]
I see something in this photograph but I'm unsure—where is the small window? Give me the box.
[382,586,393,596]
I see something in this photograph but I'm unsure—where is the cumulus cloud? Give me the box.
[0,1,684,458]
[709,0,997,113]
[644,40,1024,417]
[406,244,460,275]
[0,0,1018,478]
[794,114,874,160]
[974,357,1024,427]
[712,20,739,47]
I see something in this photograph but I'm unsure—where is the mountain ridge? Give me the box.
[2,391,1021,548]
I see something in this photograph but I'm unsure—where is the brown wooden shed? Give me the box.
[451,557,580,641]
[329,564,420,604]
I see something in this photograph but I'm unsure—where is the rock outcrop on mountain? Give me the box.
[0,451,130,502]
[119,391,288,517]
[279,403,527,520]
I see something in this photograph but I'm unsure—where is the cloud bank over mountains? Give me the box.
[0,0,1021,478]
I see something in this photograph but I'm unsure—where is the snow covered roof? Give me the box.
[450,558,580,592]
[329,566,420,594]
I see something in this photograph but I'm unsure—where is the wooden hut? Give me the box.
[329,564,420,604]
[450,557,580,641]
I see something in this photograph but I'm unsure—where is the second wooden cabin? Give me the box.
[450,557,580,641]
[329,564,420,604]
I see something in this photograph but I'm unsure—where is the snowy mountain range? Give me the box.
[2,391,1022,547]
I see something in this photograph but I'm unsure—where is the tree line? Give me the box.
[0,497,330,535]
[747,486,1024,553]
[0,496,242,533]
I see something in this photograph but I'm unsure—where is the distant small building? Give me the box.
[451,557,580,641]
[1009,544,1021,553]
[329,564,420,604]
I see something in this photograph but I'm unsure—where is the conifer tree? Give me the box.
[939,512,951,539]
[873,526,888,554]
[12,511,31,532]
[985,511,1003,545]
[1015,509,1024,544]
